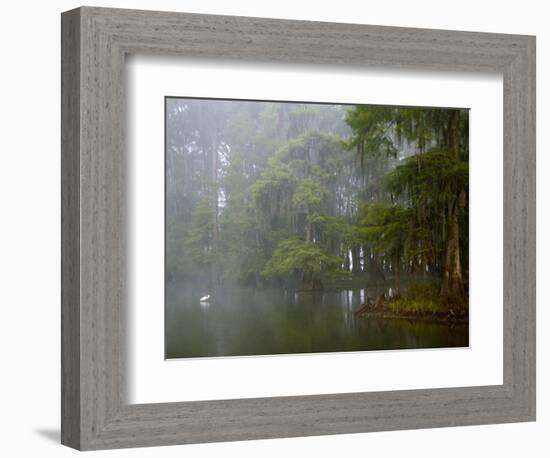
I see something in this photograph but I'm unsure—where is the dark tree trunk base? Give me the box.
[300,278,324,292]
[440,275,467,310]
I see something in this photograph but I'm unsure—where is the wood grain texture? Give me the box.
[61,6,536,450]
[60,7,81,449]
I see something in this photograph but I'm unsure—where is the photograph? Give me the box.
[165,97,470,358]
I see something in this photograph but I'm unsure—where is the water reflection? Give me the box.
[165,283,468,359]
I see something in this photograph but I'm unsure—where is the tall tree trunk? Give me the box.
[440,110,466,308]
[365,248,386,283]
[440,195,466,308]
[302,271,323,291]
[351,245,361,274]
[394,254,401,290]
[343,245,351,272]
[210,133,220,289]
[305,218,312,243]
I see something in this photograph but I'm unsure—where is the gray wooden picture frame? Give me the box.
[61,6,536,451]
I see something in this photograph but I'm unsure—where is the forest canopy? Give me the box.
[166,99,469,310]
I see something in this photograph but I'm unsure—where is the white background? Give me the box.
[0,1,546,457]
[129,58,503,403]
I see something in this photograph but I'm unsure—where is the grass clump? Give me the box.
[387,282,447,314]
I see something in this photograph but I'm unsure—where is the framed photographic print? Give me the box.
[61,6,536,450]
[163,97,471,360]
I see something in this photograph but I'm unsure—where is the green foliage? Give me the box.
[383,149,468,271]
[219,207,265,281]
[292,179,327,211]
[261,239,344,279]
[385,149,468,205]
[183,200,215,267]
[313,213,357,245]
[392,107,469,155]
[250,131,348,246]
[356,202,412,260]
[393,108,436,152]
[249,157,294,220]
[344,106,398,160]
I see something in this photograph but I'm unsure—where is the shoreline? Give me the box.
[355,309,469,324]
